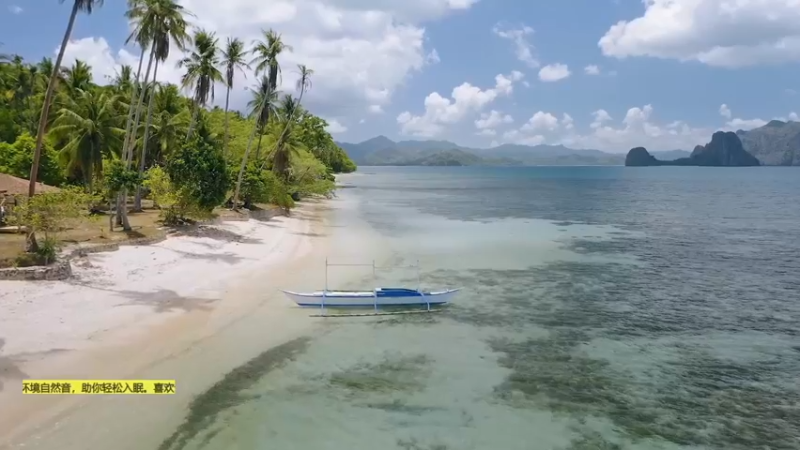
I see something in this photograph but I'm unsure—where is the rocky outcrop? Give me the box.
[688,131,760,166]
[625,147,662,166]
[625,131,761,167]
[736,120,800,166]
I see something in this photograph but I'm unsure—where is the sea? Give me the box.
[167,166,800,450]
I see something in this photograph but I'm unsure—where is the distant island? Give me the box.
[625,131,760,167]
[336,120,800,167]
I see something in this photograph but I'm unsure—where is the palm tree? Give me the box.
[113,65,134,93]
[232,75,277,209]
[270,115,303,183]
[133,0,190,211]
[221,37,249,157]
[179,29,223,140]
[62,59,93,94]
[141,84,189,167]
[49,89,125,191]
[28,0,105,200]
[265,64,312,169]
[249,29,291,159]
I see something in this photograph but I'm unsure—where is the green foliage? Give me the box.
[0,133,63,185]
[142,166,177,209]
[166,120,230,213]
[233,160,292,208]
[8,187,95,263]
[103,159,142,196]
[1,30,356,216]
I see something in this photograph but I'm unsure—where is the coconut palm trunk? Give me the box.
[28,0,80,200]
[223,84,231,157]
[134,59,160,211]
[117,48,155,229]
[232,120,260,209]
[120,47,146,166]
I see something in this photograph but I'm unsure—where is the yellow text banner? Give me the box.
[22,380,176,395]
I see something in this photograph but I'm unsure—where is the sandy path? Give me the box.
[0,201,336,449]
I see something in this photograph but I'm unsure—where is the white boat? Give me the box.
[283,259,459,311]
[282,287,460,307]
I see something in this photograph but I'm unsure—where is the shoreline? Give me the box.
[0,199,338,449]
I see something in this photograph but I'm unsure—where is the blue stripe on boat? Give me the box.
[297,300,448,307]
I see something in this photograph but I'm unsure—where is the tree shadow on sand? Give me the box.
[115,289,218,314]
[170,225,263,245]
[168,248,252,265]
[0,338,30,392]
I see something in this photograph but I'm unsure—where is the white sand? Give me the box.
[0,216,312,356]
[0,203,335,447]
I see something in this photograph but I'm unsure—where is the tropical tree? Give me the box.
[268,64,312,168]
[221,37,249,157]
[29,0,105,200]
[113,65,134,93]
[48,88,125,191]
[133,0,191,211]
[179,29,223,140]
[249,29,291,159]
[232,74,277,208]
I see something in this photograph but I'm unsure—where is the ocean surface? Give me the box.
[171,166,800,450]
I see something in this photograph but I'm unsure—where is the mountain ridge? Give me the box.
[335,136,690,166]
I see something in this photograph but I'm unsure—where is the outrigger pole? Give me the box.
[319,259,425,316]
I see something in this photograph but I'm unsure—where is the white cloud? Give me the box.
[584,64,600,75]
[492,23,539,68]
[58,37,140,85]
[538,63,570,82]
[9,5,22,14]
[325,118,347,133]
[55,0,479,126]
[522,111,559,132]
[718,103,732,119]
[789,112,799,121]
[561,113,574,130]
[590,109,613,128]
[368,104,383,114]
[725,117,766,130]
[598,0,800,67]
[397,71,524,136]
[474,110,513,135]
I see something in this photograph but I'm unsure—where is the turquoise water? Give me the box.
[166,166,800,450]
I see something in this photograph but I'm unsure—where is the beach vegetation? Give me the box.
[0,0,355,265]
[6,186,95,261]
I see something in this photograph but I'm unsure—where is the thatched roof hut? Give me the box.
[0,173,61,197]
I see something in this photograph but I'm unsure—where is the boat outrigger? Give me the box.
[281,259,460,315]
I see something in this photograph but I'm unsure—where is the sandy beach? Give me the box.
[0,200,342,449]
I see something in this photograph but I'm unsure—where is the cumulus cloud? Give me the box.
[397,71,525,136]
[492,23,539,68]
[538,63,570,82]
[584,64,600,75]
[325,118,348,133]
[598,0,800,67]
[718,103,732,119]
[475,110,513,129]
[58,37,140,85]
[9,5,22,14]
[55,0,478,126]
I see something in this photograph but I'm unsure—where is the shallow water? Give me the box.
[167,166,800,450]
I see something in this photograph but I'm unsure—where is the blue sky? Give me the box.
[1,0,799,152]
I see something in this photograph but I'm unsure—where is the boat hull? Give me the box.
[282,288,459,308]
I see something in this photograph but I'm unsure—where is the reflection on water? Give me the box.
[171,167,800,450]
